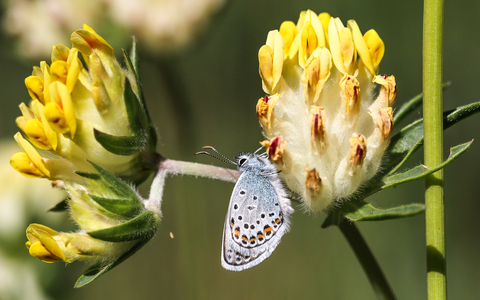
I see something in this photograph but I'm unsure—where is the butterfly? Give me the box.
[196,146,294,271]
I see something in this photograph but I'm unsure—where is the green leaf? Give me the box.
[48,198,69,212]
[88,161,139,199]
[75,171,101,180]
[124,77,149,136]
[394,82,450,125]
[444,101,480,130]
[322,201,425,228]
[384,101,480,175]
[89,194,143,218]
[365,141,472,197]
[380,141,472,190]
[88,211,160,242]
[93,128,146,156]
[74,239,149,288]
[344,201,425,222]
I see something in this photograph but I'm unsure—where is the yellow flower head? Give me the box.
[14,26,162,286]
[257,11,395,212]
[12,24,158,184]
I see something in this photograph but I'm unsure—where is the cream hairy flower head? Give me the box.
[257,11,396,212]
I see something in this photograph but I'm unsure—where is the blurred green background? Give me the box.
[1,0,479,299]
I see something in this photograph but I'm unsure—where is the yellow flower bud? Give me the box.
[23,119,51,150]
[25,224,67,263]
[25,76,45,104]
[10,152,47,178]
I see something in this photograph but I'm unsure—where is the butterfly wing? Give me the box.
[221,170,293,271]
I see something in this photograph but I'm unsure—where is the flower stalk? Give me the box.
[423,0,446,298]
[338,219,396,300]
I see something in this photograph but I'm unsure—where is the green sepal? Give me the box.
[75,171,101,180]
[128,37,139,75]
[88,211,160,242]
[123,43,157,151]
[89,194,143,218]
[74,239,149,288]
[48,198,69,212]
[384,101,480,175]
[322,201,426,228]
[123,77,148,135]
[93,128,146,156]
[88,161,139,199]
[366,141,472,195]
[394,82,450,125]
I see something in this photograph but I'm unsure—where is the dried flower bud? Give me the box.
[340,74,361,117]
[370,107,394,140]
[305,166,322,195]
[309,106,327,143]
[349,133,367,175]
[260,136,288,163]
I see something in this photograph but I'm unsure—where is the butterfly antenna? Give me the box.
[254,145,265,155]
[195,146,236,165]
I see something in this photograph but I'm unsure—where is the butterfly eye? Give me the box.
[239,158,247,166]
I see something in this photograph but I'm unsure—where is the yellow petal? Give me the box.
[41,61,52,103]
[328,17,356,74]
[71,24,114,57]
[364,29,385,73]
[259,45,274,94]
[25,76,45,104]
[339,27,356,73]
[348,20,376,75]
[302,47,332,103]
[279,21,297,57]
[66,48,81,93]
[24,119,51,150]
[10,152,46,178]
[31,100,58,150]
[49,82,76,138]
[262,30,284,94]
[44,102,68,134]
[299,21,319,68]
[50,61,68,84]
[51,44,70,62]
[32,66,43,79]
[26,224,66,262]
[13,132,51,178]
[318,13,331,46]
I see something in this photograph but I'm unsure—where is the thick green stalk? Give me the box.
[423,0,446,298]
[338,220,396,300]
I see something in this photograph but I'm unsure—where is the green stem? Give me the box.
[423,0,446,298]
[338,219,397,300]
